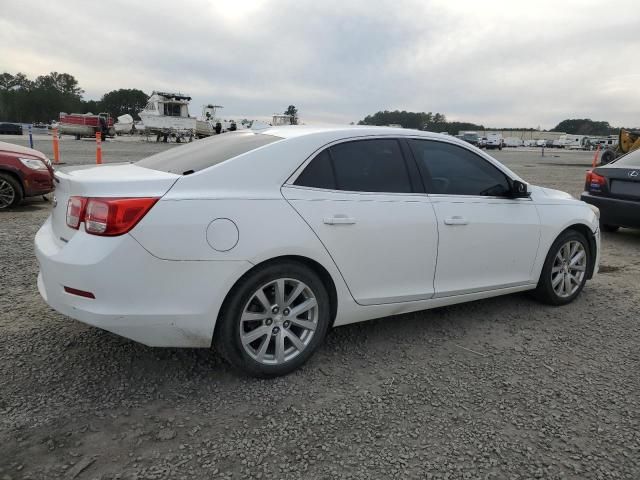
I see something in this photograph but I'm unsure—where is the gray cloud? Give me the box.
[1,0,639,127]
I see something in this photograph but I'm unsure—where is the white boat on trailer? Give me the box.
[195,104,223,138]
[139,91,196,142]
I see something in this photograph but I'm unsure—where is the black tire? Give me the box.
[600,149,616,165]
[601,224,619,233]
[215,261,331,378]
[533,229,590,306]
[0,172,23,209]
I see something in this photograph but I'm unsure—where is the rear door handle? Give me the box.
[444,216,469,226]
[323,215,356,225]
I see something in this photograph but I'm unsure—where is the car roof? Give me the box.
[257,125,448,141]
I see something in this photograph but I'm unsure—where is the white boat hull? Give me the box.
[139,113,196,134]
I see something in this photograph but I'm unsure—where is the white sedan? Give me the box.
[35,126,600,377]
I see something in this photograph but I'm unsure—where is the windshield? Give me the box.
[136,132,282,174]
[614,148,640,167]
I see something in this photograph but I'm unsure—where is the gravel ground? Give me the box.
[1,136,639,479]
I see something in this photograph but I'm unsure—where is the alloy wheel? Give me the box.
[240,278,319,365]
[0,178,16,209]
[551,240,587,298]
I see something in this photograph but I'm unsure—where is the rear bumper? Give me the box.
[580,192,640,229]
[35,216,251,347]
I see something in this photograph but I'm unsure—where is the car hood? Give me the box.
[0,140,47,160]
[529,185,579,203]
[536,187,575,200]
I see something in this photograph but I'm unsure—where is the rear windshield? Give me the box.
[136,132,281,174]
[614,148,640,167]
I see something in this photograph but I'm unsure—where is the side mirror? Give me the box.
[511,180,530,198]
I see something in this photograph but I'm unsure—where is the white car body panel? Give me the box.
[35,126,600,348]
[282,186,439,305]
[36,217,250,347]
[429,196,541,296]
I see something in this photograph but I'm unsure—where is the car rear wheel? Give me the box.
[0,173,22,209]
[534,230,590,306]
[215,261,331,377]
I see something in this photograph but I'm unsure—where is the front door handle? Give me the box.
[323,215,356,225]
[444,216,469,226]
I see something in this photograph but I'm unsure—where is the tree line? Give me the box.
[550,119,618,136]
[358,110,486,135]
[358,111,624,136]
[0,71,148,123]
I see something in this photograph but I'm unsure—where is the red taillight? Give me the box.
[65,197,159,236]
[66,196,87,229]
[586,170,607,185]
[585,170,606,190]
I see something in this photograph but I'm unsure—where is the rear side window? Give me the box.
[295,139,413,193]
[409,139,510,196]
[294,150,336,189]
[136,132,281,174]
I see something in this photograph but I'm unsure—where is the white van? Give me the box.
[485,132,503,150]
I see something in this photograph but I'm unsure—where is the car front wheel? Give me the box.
[215,261,331,377]
[534,230,590,306]
[0,173,23,209]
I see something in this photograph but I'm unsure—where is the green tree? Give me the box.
[551,119,615,136]
[100,89,148,119]
[0,71,84,122]
[357,110,484,134]
[34,72,83,98]
[284,105,298,125]
[0,73,15,90]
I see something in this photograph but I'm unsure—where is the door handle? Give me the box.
[323,215,356,225]
[444,216,469,226]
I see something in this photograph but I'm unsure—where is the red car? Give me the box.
[0,141,54,209]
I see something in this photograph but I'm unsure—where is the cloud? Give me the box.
[1,0,639,127]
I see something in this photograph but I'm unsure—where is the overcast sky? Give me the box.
[1,0,639,128]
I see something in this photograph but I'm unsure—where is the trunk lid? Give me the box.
[593,165,640,201]
[51,163,179,242]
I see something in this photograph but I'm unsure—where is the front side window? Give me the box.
[409,139,510,196]
[295,139,413,193]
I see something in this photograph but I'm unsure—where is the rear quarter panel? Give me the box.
[130,197,359,324]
